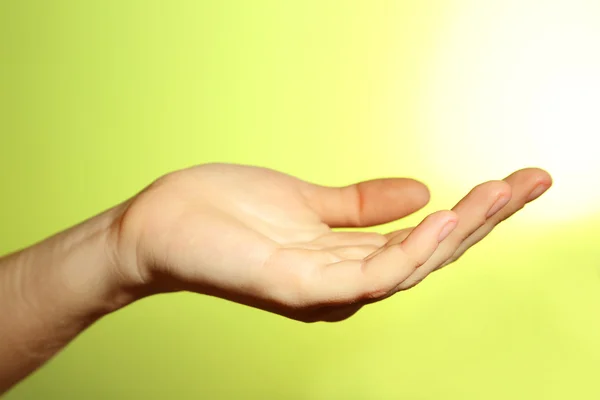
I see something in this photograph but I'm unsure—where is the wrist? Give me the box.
[4,204,147,326]
[55,203,153,315]
[0,204,148,390]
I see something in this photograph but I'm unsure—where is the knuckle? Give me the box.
[472,180,509,199]
[446,252,460,265]
[391,243,423,268]
[362,281,395,301]
[363,288,388,301]
[407,277,425,289]
[475,215,488,229]
[471,182,492,195]
[404,251,428,269]
[399,273,430,290]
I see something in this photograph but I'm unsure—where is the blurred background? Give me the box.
[2,1,600,399]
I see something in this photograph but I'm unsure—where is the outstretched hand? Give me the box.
[111,163,552,322]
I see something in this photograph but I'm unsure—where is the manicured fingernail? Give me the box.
[438,219,457,242]
[486,196,510,218]
[526,184,549,202]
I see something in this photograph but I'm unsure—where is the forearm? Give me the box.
[0,204,138,394]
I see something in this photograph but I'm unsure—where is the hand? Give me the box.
[111,163,552,322]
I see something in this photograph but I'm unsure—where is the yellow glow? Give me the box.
[416,1,600,222]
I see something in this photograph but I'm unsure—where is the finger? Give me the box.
[302,178,430,228]
[439,168,552,267]
[307,210,457,305]
[396,180,511,290]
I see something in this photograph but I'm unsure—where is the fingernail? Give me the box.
[486,196,510,218]
[438,219,457,242]
[526,184,549,202]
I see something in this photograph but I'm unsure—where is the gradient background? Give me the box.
[2,1,600,399]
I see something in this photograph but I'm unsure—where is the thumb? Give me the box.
[302,177,430,228]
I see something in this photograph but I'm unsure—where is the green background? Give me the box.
[2,1,600,399]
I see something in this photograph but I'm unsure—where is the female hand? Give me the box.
[111,163,552,322]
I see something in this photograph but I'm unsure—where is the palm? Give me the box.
[121,163,552,322]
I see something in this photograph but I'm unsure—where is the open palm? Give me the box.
[115,163,551,322]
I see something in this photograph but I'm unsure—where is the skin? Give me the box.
[0,163,552,394]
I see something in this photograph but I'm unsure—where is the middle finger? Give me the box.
[394,180,511,290]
